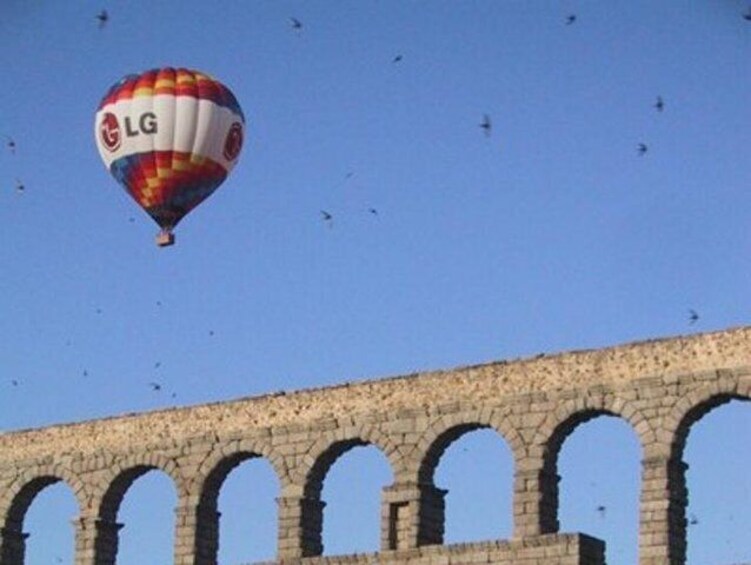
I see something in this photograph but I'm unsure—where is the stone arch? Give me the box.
[0,464,87,564]
[408,408,520,547]
[530,395,648,534]
[666,387,750,463]
[533,395,652,456]
[180,437,287,564]
[1,463,87,529]
[414,407,523,485]
[650,386,751,565]
[194,436,289,509]
[300,425,400,499]
[94,452,183,523]
[287,425,400,557]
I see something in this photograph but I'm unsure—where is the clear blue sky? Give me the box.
[1,2,749,564]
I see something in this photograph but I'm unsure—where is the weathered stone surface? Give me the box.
[0,326,749,564]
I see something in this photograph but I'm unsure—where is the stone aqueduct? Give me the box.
[1,327,750,565]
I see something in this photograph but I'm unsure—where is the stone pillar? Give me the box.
[173,502,221,565]
[380,482,447,550]
[73,515,96,565]
[513,461,560,538]
[72,515,123,565]
[0,524,28,565]
[639,456,687,565]
[276,494,325,559]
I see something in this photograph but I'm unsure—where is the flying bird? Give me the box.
[689,513,699,526]
[290,17,303,31]
[654,96,664,112]
[596,505,606,518]
[11,379,18,387]
[637,143,648,156]
[14,179,24,193]
[321,210,333,226]
[5,136,15,154]
[154,361,161,369]
[148,382,162,391]
[96,9,109,28]
[566,14,577,25]
[392,54,403,63]
[743,8,751,21]
[208,329,215,336]
[479,114,492,136]
[688,309,699,324]
[368,207,378,216]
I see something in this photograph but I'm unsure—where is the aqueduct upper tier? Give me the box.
[1,326,750,564]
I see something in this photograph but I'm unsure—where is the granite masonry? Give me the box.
[1,326,749,564]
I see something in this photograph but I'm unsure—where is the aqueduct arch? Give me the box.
[0,326,749,564]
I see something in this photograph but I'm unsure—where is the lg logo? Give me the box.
[100,112,158,153]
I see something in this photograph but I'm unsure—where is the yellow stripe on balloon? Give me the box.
[133,86,154,98]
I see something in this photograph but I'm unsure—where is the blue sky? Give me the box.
[1,1,750,564]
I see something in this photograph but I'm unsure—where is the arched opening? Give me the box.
[107,468,177,564]
[318,443,393,556]
[556,413,640,564]
[432,427,513,544]
[216,455,279,564]
[684,398,751,564]
[6,478,78,564]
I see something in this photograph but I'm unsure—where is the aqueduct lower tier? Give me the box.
[1,327,750,564]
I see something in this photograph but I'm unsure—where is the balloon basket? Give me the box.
[156,231,175,247]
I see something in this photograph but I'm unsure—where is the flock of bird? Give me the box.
[6,5,751,203]
[4,6,715,397]
[4,136,24,193]
[3,4,719,404]
[3,9,710,343]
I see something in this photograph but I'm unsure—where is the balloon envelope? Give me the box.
[94,68,245,244]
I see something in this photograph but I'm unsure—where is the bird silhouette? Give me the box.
[479,114,492,136]
[5,136,15,154]
[689,513,699,525]
[743,8,751,21]
[14,178,24,193]
[392,54,403,63]
[321,210,333,226]
[148,382,162,391]
[596,505,606,518]
[368,207,378,216]
[208,329,215,336]
[290,17,302,31]
[654,96,664,112]
[637,143,648,156]
[566,14,577,25]
[11,379,18,387]
[688,309,699,324]
[96,10,109,29]
[154,361,161,369]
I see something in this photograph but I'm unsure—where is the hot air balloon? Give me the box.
[94,68,245,246]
